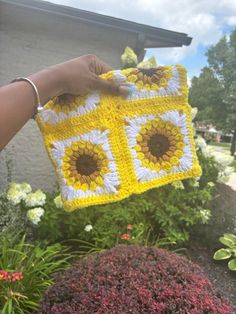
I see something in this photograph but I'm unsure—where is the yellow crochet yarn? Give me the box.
[37,65,202,212]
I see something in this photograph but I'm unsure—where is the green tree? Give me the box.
[189,28,236,156]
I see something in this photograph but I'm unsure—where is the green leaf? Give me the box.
[219,237,234,248]
[213,248,232,260]
[223,233,236,243]
[228,258,236,271]
[8,299,12,314]
[231,248,236,256]
[1,300,12,314]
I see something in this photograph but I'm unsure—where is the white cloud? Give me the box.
[146,11,223,64]
[46,0,235,63]
[225,16,236,25]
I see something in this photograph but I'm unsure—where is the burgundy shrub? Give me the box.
[38,245,231,314]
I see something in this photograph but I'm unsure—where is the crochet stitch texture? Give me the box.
[37,65,202,212]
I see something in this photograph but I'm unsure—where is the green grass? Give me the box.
[209,141,231,148]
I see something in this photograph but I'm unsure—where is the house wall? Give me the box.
[0,2,137,192]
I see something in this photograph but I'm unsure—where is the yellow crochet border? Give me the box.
[37,65,202,212]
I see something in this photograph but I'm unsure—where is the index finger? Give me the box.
[94,57,113,75]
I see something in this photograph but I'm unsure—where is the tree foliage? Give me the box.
[189,28,236,155]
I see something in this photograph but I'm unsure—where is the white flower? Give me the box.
[209,152,234,183]
[171,180,185,190]
[224,166,234,176]
[195,136,207,155]
[6,182,32,205]
[217,166,234,183]
[189,178,199,188]
[211,153,234,171]
[121,46,138,68]
[191,107,198,120]
[7,189,25,205]
[204,145,215,158]
[27,207,44,225]
[196,138,234,175]
[25,190,46,207]
[137,56,157,69]
[84,224,93,232]
[192,180,199,187]
[19,183,32,194]
[207,182,215,187]
[199,209,211,223]
[54,195,63,208]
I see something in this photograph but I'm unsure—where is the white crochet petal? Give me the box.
[127,66,182,100]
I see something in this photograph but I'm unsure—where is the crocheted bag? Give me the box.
[37,65,202,212]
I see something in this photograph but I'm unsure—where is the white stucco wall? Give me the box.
[0,2,137,192]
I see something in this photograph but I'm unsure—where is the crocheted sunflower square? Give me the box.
[49,129,122,205]
[124,110,198,193]
[37,65,201,211]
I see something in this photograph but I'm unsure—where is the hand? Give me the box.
[0,54,129,150]
[50,54,128,96]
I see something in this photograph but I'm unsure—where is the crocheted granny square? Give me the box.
[37,65,202,212]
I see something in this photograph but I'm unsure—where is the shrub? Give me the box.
[0,195,34,244]
[0,135,220,249]
[35,145,218,248]
[38,245,231,314]
[36,141,220,248]
[189,182,236,249]
[0,183,48,244]
[0,233,71,314]
[0,144,218,249]
[36,179,214,248]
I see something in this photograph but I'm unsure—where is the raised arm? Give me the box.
[0,55,127,151]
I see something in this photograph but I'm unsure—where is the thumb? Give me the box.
[94,77,128,95]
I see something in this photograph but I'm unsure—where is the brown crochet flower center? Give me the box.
[76,155,99,176]
[148,134,170,158]
[56,94,77,107]
[139,68,157,77]
[130,67,168,85]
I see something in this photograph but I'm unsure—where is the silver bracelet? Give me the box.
[11,77,44,119]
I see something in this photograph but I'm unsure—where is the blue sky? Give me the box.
[44,0,236,82]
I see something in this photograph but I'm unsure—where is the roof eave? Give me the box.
[144,35,192,48]
[1,0,192,48]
